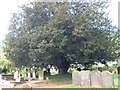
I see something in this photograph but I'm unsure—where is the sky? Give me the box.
[0,0,119,40]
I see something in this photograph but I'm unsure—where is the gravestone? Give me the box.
[101,71,114,88]
[14,71,20,82]
[14,71,19,80]
[90,71,102,87]
[31,68,36,78]
[72,71,81,86]
[80,71,91,87]
[28,69,31,78]
[72,70,114,88]
[39,71,44,80]
[16,75,21,82]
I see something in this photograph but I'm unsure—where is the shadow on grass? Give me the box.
[45,73,72,82]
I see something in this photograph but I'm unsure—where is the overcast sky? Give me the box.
[0,0,119,40]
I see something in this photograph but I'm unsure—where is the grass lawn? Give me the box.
[45,73,72,82]
[59,80,118,88]
[114,79,118,88]
[113,74,119,88]
[58,78,119,88]
[112,74,120,78]
[58,85,97,88]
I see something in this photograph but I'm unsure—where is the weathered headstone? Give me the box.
[39,71,44,80]
[101,71,114,88]
[72,71,81,86]
[90,71,102,87]
[72,70,114,88]
[80,71,91,87]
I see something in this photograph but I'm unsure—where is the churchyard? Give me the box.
[0,0,120,89]
[0,65,119,89]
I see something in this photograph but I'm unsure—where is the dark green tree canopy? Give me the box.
[4,1,118,73]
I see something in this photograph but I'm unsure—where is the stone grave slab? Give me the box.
[72,71,81,86]
[101,71,114,88]
[79,71,91,87]
[90,70,102,87]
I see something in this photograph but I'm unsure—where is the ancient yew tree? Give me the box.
[4,1,118,73]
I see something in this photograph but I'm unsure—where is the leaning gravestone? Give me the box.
[90,71,102,87]
[101,71,114,88]
[72,71,81,86]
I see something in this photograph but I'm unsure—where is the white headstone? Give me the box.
[14,71,21,82]
[14,71,19,80]
[31,68,36,78]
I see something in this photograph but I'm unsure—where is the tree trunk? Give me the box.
[58,60,70,74]
[59,67,69,74]
[58,53,70,74]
